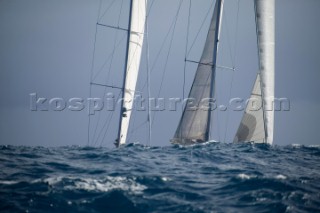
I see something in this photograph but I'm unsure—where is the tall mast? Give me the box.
[115,0,133,147]
[116,0,133,148]
[207,0,224,140]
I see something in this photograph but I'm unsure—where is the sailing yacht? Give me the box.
[90,0,275,147]
[172,0,275,145]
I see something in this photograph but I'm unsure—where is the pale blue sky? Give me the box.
[0,0,319,147]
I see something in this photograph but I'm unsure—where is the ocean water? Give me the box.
[0,143,319,213]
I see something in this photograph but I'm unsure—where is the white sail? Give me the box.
[118,0,147,146]
[234,74,265,143]
[255,0,275,144]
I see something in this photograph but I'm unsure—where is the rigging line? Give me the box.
[126,98,150,144]
[215,84,221,142]
[99,100,119,147]
[151,0,184,126]
[96,0,103,27]
[98,92,122,147]
[90,82,122,90]
[94,109,113,146]
[149,19,175,73]
[139,0,185,92]
[92,1,124,144]
[180,0,191,142]
[223,71,235,142]
[223,0,240,143]
[223,5,235,68]
[93,48,122,146]
[233,0,240,67]
[186,0,215,58]
[139,26,173,92]
[145,122,149,147]
[98,0,117,22]
[117,0,125,28]
[88,24,98,146]
[127,120,148,142]
[91,32,119,144]
[145,0,152,146]
[90,82,143,94]
[125,110,148,145]
[105,0,125,82]
[183,0,192,101]
[128,123,149,146]
[96,23,128,31]
[88,0,102,146]
[92,34,127,82]
[147,0,156,16]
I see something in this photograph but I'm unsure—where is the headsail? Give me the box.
[234,74,265,143]
[171,0,224,145]
[117,0,147,147]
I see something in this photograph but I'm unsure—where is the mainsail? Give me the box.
[171,0,224,145]
[255,0,275,144]
[116,0,147,147]
[234,0,275,144]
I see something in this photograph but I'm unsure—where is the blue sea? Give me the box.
[0,143,319,213]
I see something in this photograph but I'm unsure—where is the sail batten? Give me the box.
[117,0,147,147]
[171,0,223,145]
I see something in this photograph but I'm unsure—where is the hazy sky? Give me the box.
[0,0,319,147]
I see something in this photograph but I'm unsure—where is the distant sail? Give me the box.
[255,0,275,144]
[171,0,223,145]
[234,74,265,143]
[117,0,147,146]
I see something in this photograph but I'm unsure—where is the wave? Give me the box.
[0,143,319,212]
